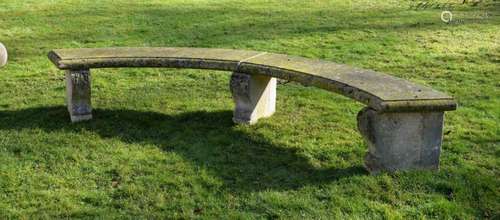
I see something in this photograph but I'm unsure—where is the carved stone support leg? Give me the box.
[66,69,92,122]
[357,107,444,174]
[230,72,276,124]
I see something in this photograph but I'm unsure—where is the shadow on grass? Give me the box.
[0,106,366,192]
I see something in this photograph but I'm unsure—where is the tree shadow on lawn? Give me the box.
[3,3,496,60]
[0,106,366,192]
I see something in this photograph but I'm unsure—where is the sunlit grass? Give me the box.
[0,0,498,218]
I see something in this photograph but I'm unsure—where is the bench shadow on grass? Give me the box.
[0,106,366,192]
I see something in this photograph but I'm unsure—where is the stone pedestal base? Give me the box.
[0,42,7,67]
[66,69,92,122]
[230,72,276,124]
[357,107,444,174]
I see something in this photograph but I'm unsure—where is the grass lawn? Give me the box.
[0,0,498,218]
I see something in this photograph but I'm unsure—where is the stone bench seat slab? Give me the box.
[49,47,262,71]
[239,53,455,112]
[48,47,456,112]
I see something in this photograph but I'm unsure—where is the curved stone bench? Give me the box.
[48,47,457,173]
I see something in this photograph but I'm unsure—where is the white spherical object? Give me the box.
[0,42,7,67]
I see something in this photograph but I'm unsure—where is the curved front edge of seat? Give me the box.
[48,57,241,72]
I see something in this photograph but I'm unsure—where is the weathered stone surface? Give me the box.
[49,47,262,71]
[66,69,92,122]
[230,72,276,124]
[0,43,7,67]
[48,47,457,112]
[239,53,456,112]
[357,107,444,173]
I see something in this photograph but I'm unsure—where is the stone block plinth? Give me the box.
[357,107,445,173]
